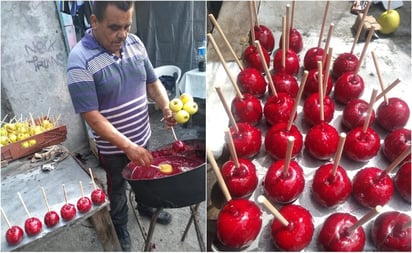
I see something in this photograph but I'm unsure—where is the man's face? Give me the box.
[91,4,133,55]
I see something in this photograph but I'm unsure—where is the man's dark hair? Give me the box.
[92,1,134,21]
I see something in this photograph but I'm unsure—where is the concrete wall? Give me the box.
[1,1,88,153]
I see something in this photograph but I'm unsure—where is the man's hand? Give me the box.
[162,107,177,128]
[125,144,153,167]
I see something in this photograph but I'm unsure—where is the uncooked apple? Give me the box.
[377,9,401,34]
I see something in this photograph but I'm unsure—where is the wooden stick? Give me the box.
[282,136,295,177]
[207,146,232,202]
[17,192,31,218]
[346,205,382,234]
[225,129,240,168]
[215,86,239,133]
[208,14,244,71]
[287,70,308,131]
[170,126,178,141]
[249,1,256,43]
[79,181,85,197]
[322,23,334,66]
[89,168,97,190]
[371,51,389,104]
[387,0,392,11]
[62,184,69,204]
[383,148,411,174]
[332,133,347,176]
[290,1,296,29]
[41,186,51,212]
[207,33,243,98]
[1,114,8,124]
[255,40,277,97]
[362,89,378,133]
[282,16,286,69]
[252,1,259,26]
[1,207,13,228]
[323,47,333,93]
[351,1,371,54]
[317,1,330,48]
[257,195,289,226]
[318,61,324,122]
[376,78,401,102]
[285,4,291,52]
[354,25,375,76]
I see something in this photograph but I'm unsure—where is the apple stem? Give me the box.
[255,40,277,97]
[257,195,289,226]
[383,148,411,175]
[285,4,290,52]
[282,16,286,69]
[282,136,295,177]
[318,61,325,122]
[17,192,31,218]
[354,25,375,76]
[317,1,330,48]
[346,205,382,235]
[290,1,296,29]
[376,78,401,105]
[79,181,85,198]
[41,186,51,212]
[170,126,178,141]
[362,89,378,133]
[62,184,69,205]
[89,168,97,190]
[248,1,256,43]
[321,24,334,70]
[207,147,232,202]
[350,1,371,54]
[323,47,333,94]
[287,70,308,132]
[0,207,12,229]
[215,86,239,133]
[332,133,347,177]
[207,33,243,99]
[371,51,389,104]
[225,129,240,168]
[207,14,244,71]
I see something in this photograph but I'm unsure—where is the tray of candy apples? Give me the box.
[206,2,410,251]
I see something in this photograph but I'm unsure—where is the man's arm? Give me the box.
[147,79,176,127]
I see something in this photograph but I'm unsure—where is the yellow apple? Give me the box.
[21,141,30,148]
[29,139,37,146]
[180,93,194,104]
[183,101,199,115]
[159,164,173,174]
[378,9,400,34]
[169,98,184,112]
[174,110,190,124]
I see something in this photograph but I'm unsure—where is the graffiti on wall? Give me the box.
[24,36,65,72]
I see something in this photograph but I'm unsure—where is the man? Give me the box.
[66,2,175,251]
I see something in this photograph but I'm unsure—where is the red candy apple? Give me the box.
[332,52,359,80]
[172,140,186,152]
[312,163,352,208]
[304,47,324,70]
[371,211,411,251]
[242,45,270,73]
[253,25,275,53]
[376,97,410,132]
[352,167,394,208]
[280,28,303,54]
[91,188,106,205]
[344,127,380,162]
[383,128,411,163]
[394,162,411,203]
[263,93,295,126]
[264,122,303,160]
[270,72,299,98]
[273,49,300,76]
[44,211,60,228]
[24,217,42,236]
[270,204,314,251]
[303,68,333,97]
[334,72,365,105]
[60,203,76,221]
[304,122,339,160]
[216,199,262,250]
[342,98,375,130]
[263,159,305,204]
[77,196,92,213]
[231,93,263,126]
[221,158,258,199]
[237,68,267,98]
[230,122,262,159]
[5,225,24,245]
[303,92,335,126]
[318,212,366,251]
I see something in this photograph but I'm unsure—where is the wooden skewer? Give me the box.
[387,0,392,12]
[350,1,371,54]
[285,4,291,52]
[383,148,411,174]
[371,51,389,104]
[362,89,378,133]
[89,168,97,190]
[215,86,239,133]
[257,195,289,226]
[287,70,308,131]
[208,14,244,71]
[17,192,31,218]
[207,146,232,202]
[41,186,51,212]
[207,33,243,98]
[79,181,85,198]
[255,40,277,97]
[249,1,256,43]
[321,23,334,66]
[346,205,382,234]
[0,207,12,228]
[282,136,295,177]
[376,78,401,102]
[62,184,69,204]
[323,47,333,94]
[290,1,296,29]
[252,1,259,26]
[317,1,330,48]
[354,25,375,76]
[225,129,240,168]
[317,61,324,122]
[282,16,287,69]
[332,133,347,177]
[170,126,178,141]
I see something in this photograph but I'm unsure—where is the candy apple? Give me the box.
[344,127,380,162]
[91,188,106,205]
[352,167,394,208]
[253,24,275,53]
[271,204,314,251]
[77,196,92,213]
[342,98,375,130]
[334,72,365,105]
[5,226,24,245]
[376,97,410,132]
[229,122,262,159]
[273,49,300,76]
[332,52,359,80]
[242,45,270,73]
[172,140,186,152]
[216,199,262,250]
[312,164,352,208]
[377,9,401,35]
[44,211,60,228]
[237,68,267,98]
[60,203,76,221]
[303,47,324,71]
[371,211,411,251]
[221,158,258,199]
[270,72,299,98]
[231,93,262,126]
[24,217,42,236]
[264,122,303,160]
[394,162,411,203]
[318,212,366,251]
[303,68,333,97]
[383,128,411,163]
[280,28,303,54]
[303,92,335,126]
[263,93,295,126]
[263,160,305,204]
[304,122,339,160]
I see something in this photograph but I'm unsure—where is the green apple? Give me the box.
[180,93,194,104]
[183,101,199,115]
[169,98,184,112]
[174,110,190,124]
[378,9,400,34]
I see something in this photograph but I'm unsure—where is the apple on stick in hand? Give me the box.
[60,184,77,221]
[89,168,106,205]
[1,207,24,245]
[41,187,60,228]
[170,126,186,152]
[17,192,42,236]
